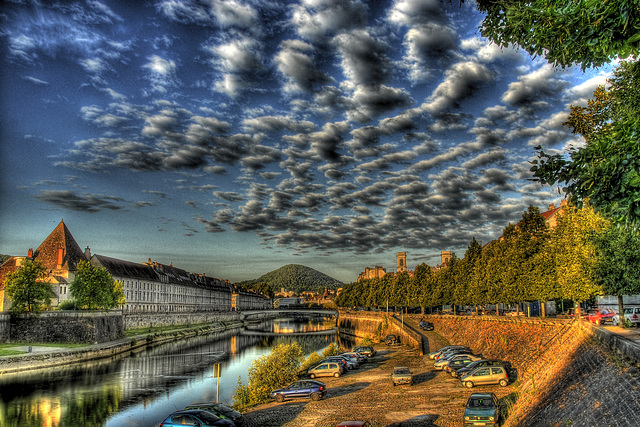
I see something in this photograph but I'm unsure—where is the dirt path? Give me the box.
[243,342,514,427]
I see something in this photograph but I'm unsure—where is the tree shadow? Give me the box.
[243,401,309,427]
[411,371,436,385]
[385,413,440,426]
[326,381,371,399]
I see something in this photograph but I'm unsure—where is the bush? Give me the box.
[233,342,304,410]
[321,342,341,358]
[57,300,78,310]
[300,351,323,372]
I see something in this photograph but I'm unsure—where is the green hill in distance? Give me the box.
[239,264,343,295]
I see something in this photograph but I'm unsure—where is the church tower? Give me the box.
[396,252,407,273]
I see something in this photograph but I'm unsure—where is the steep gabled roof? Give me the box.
[34,220,87,272]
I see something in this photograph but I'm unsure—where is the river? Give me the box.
[0,317,354,427]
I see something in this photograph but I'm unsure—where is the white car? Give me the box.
[612,307,640,327]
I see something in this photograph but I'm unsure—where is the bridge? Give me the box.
[240,328,338,337]
[240,309,339,323]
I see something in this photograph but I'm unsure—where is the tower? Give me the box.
[396,252,407,273]
[441,251,452,266]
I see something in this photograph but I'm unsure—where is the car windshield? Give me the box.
[394,368,410,374]
[197,411,225,423]
[469,398,496,408]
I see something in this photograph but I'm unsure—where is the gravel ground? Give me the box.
[242,342,514,427]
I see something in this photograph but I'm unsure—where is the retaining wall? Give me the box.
[338,312,424,354]
[10,311,124,343]
[123,311,243,330]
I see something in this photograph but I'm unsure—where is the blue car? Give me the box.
[183,403,245,426]
[159,409,235,427]
[270,379,326,402]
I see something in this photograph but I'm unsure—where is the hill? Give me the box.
[239,264,343,294]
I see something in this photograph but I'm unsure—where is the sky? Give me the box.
[0,0,611,284]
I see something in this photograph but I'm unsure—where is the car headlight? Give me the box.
[489,416,494,421]
[464,416,470,420]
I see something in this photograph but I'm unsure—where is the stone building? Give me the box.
[0,220,268,313]
[357,265,387,282]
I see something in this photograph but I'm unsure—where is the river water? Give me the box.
[0,317,354,427]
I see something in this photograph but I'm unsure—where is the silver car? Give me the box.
[612,307,640,327]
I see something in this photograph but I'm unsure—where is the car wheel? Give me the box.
[309,374,315,379]
[393,382,396,387]
[613,318,619,326]
[499,379,508,387]
[465,381,474,389]
[275,394,284,403]
[334,372,340,378]
[311,392,321,401]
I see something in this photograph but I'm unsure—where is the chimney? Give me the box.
[548,203,556,211]
[84,246,91,260]
[57,248,64,268]
[27,248,34,258]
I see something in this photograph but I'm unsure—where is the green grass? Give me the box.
[0,342,85,357]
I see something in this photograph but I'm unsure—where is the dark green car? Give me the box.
[463,392,499,425]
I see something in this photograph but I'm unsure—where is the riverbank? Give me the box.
[0,314,251,374]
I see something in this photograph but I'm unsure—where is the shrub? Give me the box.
[57,300,78,310]
[232,342,304,410]
[300,351,323,372]
[321,342,341,358]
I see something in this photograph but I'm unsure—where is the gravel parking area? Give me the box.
[243,343,515,427]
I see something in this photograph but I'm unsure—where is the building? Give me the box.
[0,220,268,313]
[357,265,387,282]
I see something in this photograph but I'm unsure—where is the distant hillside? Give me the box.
[240,264,343,294]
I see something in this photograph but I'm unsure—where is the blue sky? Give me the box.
[0,0,609,283]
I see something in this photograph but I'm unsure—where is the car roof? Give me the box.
[468,392,496,399]
[336,421,369,426]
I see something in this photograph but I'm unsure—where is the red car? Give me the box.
[585,308,615,325]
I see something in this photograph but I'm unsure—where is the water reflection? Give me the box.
[0,318,355,427]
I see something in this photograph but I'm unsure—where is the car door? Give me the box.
[298,381,312,398]
[314,364,328,377]
[490,367,505,384]
[286,382,302,398]
[471,367,491,385]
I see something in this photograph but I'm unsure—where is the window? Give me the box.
[474,368,490,376]
[491,367,503,375]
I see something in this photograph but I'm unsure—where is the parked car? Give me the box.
[308,362,342,378]
[270,380,326,402]
[463,392,500,426]
[183,403,245,426]
[341,351,366,363]
[419,321,434,331]
[324,356,354,370]
[391,366,413,386]
[454,359,504,379]
[159,409,235,427]
[435,352,479,370]
[336,422,371,427]
[384,334,399,345]
[585,308,616,325]
[612,307,640,327]
[429,345,466,360]
[460,366,509,388]
[435,347,473,361]
[353,346,376,357]
[444,354,484,374]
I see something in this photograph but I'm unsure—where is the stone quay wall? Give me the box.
[0,314,10,342]
[338,311,424,353]
[123,311,245,330]
[9,311,124,344]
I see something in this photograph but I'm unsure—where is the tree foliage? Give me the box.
[531,60,640,229]
[4,259,53,314]
[471,0,640,70]
[70,260,125,311]
[233,342,304,410]
[334,204,627,315]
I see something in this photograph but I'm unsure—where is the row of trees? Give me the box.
[335,202,640,319]
[4,260,125,314]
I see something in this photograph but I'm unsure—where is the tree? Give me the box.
[233,342,304,409]
[593,223,640,326]
[4,259,53,314]
[470,0,640,70]
[547,202,609,315]
[531,60,640,229]
[70,260,124,311]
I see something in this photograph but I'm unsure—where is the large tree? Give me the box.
[593,223,640,325]
[548,202,609,315]
[4,259,53,314]
[531,60,640,229]
[70,260,125,311]
[470,0,640,70]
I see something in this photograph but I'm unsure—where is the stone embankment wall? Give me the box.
[123,311,245,330]
[10,311,124,343]
[0,314,9,342]
[420,315,640,427]
[338,312,423,354]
